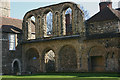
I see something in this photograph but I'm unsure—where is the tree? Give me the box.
[80,5,90,20]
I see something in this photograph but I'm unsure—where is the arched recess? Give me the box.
[87,46,106,72]
[42,48,55,72]
[43,9,53,37]
[25,15,36,40]
[61,5,73,36]
[25,48,40,73]
[59,45,77,72]
[12,59,21,74]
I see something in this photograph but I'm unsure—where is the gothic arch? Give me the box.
[42,48,56,72]
[42,8,53,15]
[87,46,107,57]
[59,45,77,72]
[87,46,107,72]
[25,48,40,73]
[23,12,37,40]
[60,3,74,13]
[60,4,74,36]
[41,8,54,37]
[12,59,21,74]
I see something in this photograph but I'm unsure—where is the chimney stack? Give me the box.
[99,0,112,11]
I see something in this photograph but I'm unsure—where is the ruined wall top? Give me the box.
[23,2,84,20]
[22,2,86,40]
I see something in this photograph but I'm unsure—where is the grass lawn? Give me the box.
[1,73,120,80]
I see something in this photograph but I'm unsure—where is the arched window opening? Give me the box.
[44,50,55,72]
[27,16,36,40]
[46,11,53,36]
[65,8,72,35]
[26,48,40,73]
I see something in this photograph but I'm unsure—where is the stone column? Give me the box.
[22,46,26,73]
[56,13,62,36]
[41,15,47,38]
[40,56,45,72]
[76,49,80,71]
[55,53,59,72]
[43,15,47,37]
[72,9,75,35]
[52,13,56,37]
[74,9,78,34]
[23,20,28,40]
[27,18,31,39]
[58,13,61,36]
[35,16,40,39]
[61,11,66,36]
[38,55,42,72]
[39,16,43,38]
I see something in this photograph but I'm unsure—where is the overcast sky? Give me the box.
[10,0,119,19]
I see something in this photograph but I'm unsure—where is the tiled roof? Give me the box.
[0,17,23,33]
[0,17,22,29]
[2,25,22,33]
[87,7,120,23]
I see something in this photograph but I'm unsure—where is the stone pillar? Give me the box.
[52,13,56,37]
[72,9,75,35]
[35,16,40,39]
[22,46,26,73]
[54,13,57,36]
[77,10,81,34]
[38,55,42,72]
[43,15,47,37]
[58,13,61,36]
[61,11,66,36]
[39,16,43,38]
[55,53,59,72]
[27,18,31,39]
[74,9,78,34]
[54,12,61,37]
[76,48,80,71]
[41,15,47,38]
[23,20,28,40]
[40,56,45,72]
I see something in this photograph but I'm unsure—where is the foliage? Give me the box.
[80,5,90,20]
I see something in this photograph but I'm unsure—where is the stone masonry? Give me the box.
[22,2,120,73]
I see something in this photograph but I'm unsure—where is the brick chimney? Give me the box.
[99,0,112,11]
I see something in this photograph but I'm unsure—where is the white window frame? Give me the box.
[8,34,16,51]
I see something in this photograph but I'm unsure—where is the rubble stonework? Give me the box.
[22,2,120,73]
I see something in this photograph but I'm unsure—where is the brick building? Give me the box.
[0,0,22,74]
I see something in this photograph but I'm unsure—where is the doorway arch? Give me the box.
[42,49,55,72]
[12,59,21,74]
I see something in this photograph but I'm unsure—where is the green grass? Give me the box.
[1,73,120,80]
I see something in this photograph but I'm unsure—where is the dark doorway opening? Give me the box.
[13,61,19,74]
[91,56,104,72]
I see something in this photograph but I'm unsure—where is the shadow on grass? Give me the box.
[17,72,120,77]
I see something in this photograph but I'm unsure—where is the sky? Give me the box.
[10,0,119,20]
